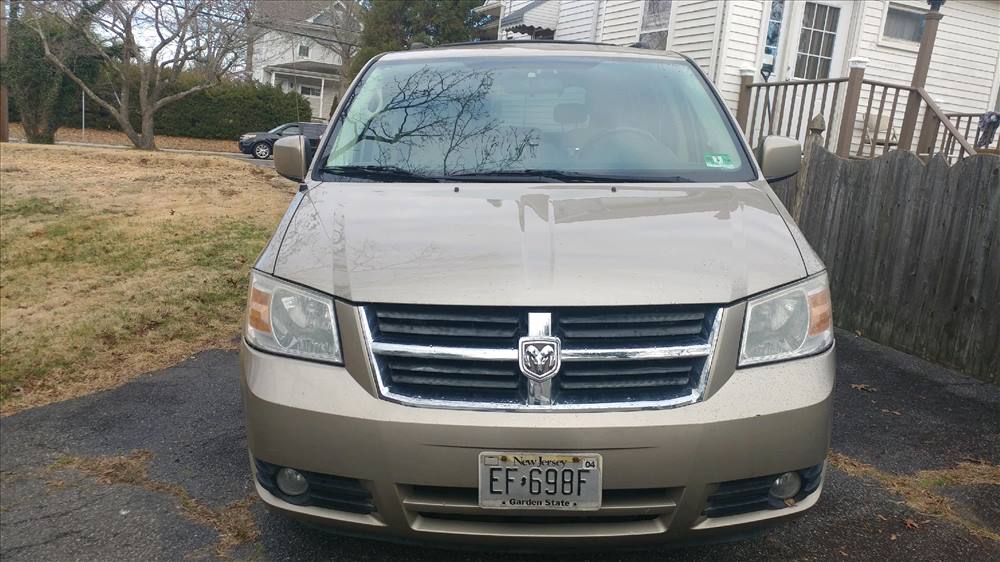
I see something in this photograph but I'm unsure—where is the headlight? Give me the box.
[245,270,342,364]
[739,273,833,366]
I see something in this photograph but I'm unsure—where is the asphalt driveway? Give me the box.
[1,331,998,561]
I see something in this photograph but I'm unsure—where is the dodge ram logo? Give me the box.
[518,337,561,381]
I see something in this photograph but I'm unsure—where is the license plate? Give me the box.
[478,452,602,510]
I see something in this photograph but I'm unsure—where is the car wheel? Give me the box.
[253,142,272,159]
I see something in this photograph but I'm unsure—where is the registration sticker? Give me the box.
[704,153,737,169]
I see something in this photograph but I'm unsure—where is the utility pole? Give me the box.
[1,0,10,143]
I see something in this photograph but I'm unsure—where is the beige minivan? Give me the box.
[242,41,834,548]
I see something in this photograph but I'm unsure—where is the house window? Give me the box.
[793,2,840,80]
[300,85,322,97]
[762,0,785,75]
[638,0,672,50]
[883,4,925,43]
[298,44,310,58]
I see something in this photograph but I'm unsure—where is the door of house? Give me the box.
[778,0,855,82]
[755,0,855,146]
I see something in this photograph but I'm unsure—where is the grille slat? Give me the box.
[392,374,519,389]
[366,304,718,408]
[560,322,704,339]
[385,358,514,377]
[560,376,690,389]
[378,320,520,339]
[561,363,693,377]
[376,309,521,324]
[558,311,706,324]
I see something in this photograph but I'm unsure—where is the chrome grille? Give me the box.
[362,304,721,411]
[555,307,709,344]
[372,304,524,346]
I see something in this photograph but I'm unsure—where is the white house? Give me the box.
[480,0,1000,120]
[250,0,361,120]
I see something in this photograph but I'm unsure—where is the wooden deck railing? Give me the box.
[945,111,999,154]
[736,62,980,163]
[735,74,846,152]
[854,79,910,159]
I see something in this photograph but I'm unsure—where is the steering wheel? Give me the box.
[580,126,661,157]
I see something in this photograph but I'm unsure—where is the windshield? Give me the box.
[268,124,288,134]
[318,54,754,182]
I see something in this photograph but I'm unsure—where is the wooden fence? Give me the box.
[773,132,1000,384]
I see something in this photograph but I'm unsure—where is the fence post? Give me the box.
[735,68,756,135]
[836,57,867,157]
[792,114,827,222]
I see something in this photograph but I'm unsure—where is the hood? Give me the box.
[271,181,808,306]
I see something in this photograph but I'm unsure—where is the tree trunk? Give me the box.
[138,108,156,150]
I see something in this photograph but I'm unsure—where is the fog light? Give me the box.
[276,468,309,496]
[770,471,802,500]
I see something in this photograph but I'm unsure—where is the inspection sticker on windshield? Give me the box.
[704,153,737,169]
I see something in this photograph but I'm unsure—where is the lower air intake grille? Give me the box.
[703,463,824,518]
[363,303,721,410]
[255,459,375,514]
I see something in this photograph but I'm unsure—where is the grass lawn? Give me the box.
[0,143,295,413]
[9,123,240,153]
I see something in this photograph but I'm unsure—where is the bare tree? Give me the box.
[27,0,248,149]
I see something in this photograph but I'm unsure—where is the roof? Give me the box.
[381,41,689,62]
[264,61,341,78]
[500,0,557,34]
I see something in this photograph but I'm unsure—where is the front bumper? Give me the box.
[241,330,835,548]
[238,139,254,153]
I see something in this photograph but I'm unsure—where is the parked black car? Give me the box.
[238,122,326,159]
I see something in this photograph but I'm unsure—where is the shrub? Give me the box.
[44,80,314,141]
[154,82,315,139]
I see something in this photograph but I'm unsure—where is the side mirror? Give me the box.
[757,136,802,182]
[274,135,307,182]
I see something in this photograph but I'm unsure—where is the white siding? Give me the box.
[554,0,600,41]
[851,0,1000,114]
[251,29,341,84]
[666,1,724,74]
[597,0,642,44]
[715,1,766,112]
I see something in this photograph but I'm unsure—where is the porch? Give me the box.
[734,3,998,164]
[263,61,341,122]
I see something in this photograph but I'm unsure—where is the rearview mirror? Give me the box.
[274,135,307,182]
[757,136,802,182]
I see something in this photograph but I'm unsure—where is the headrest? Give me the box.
[553,103,588,125]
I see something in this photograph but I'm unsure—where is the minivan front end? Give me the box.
[240,42,835,548]
[241,288,833,546]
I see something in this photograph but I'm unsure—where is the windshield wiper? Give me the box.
[443,170,693,183]
[320,165,443,183]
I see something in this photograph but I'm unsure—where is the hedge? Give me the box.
[19,80,315,140]
[154,82,315,139]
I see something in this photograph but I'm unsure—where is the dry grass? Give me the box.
[9,123,240,153]
[828,452,1000,542]
[51,451,259,557]
[0,143,295,413]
